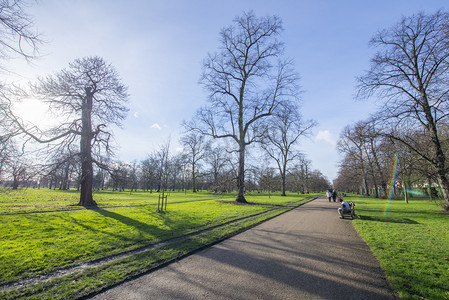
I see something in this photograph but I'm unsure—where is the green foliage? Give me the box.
[351,195,449,299]
[0,188,312,299]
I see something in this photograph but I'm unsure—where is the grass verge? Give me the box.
[0,188,314,299]
[0,199,311,299]
[350,195,449,300]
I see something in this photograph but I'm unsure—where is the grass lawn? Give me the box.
[0,188,313,299]
[350,195,449,299]
[0,188,224,214]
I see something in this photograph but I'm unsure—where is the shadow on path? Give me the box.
[91,196,398,300]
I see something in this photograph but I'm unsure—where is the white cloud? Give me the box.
[315,130,337,147]
[133,111,139,118]
[151,123,162,130]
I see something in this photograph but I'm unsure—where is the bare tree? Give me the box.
[0,0,41,180]
[180,132,209,192]
[338,123,370,195]
[358,11,449,210]
[44,147,79,190]
[205,144,231,193]
[12,56,129,206]
[140,155,159,192]
[334,154,364,193]
[186,11,300,202]
[307,169,330,192]
[289,156,312,194]
[128,161,138,193]
[0,0,41,66]
[0,126,14,178]
[169,153,185,191]
[3,144,29,189]
[258,166,278,197]
[362,120,389,197]
[157,140,171,197]
[107,162,130,191]
[261,104,315,196]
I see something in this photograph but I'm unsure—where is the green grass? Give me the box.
[0,188,226,214]
[0,188,313,299]
[350,195,449,299]
[2,207,295,300]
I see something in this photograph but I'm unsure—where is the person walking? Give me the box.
[326,190,332,202]
[332,190,337,202]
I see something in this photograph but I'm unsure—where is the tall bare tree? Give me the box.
[13,56,129,206]
[358,11,449,210]
[185,11,300,202]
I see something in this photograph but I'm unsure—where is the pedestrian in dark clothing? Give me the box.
[332,190,337,202]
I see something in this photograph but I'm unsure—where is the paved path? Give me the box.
[91,197,398,299]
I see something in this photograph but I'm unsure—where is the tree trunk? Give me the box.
[192,162,196,193]
[281,176,286,196]
[78,89,96,207]
[236,141,247,203]
[281,160,287,197]
[79,153,95,206]
[305,164,309,194]
[364,176,369,196]
[367,156,378,198]
[402,178,408,204]
[424,100,449,210]
[236,81,247,203]
[371,141,387,197]
[12,175,19,190]
[432,140,449,209]
[427,177,433,201]
[437,173,449,210]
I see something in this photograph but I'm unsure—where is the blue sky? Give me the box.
[9,0,449,181]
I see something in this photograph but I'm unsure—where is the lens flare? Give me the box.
[405,189,427,196]
[384,150,400,217]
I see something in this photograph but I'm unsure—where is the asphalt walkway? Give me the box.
[91,196,398,299]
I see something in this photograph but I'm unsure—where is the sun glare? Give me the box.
[14,98,56,130]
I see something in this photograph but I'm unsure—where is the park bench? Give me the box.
[339,201,355,219]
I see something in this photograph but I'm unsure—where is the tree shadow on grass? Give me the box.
[87,207,206,238]
[87,207,180,236]
[358,215,419,224]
